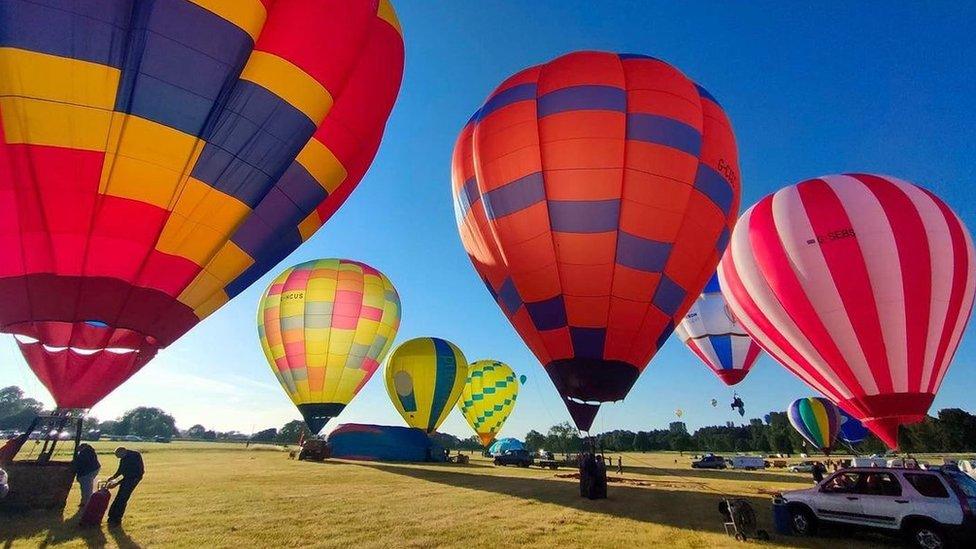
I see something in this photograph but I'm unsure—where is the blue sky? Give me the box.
[8,1,976,438]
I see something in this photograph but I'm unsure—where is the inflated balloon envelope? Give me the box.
[0,1,405,408]
[720,174,975,448]
[452,51,741,430]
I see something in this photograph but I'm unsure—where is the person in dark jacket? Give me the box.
[106,447,144,526]
[72,443,100,507]
[812,461,827,483]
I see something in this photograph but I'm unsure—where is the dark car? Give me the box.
[494,449,533,467]
[692,454,727,469]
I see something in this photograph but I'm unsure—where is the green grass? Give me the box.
[1,442,923,548]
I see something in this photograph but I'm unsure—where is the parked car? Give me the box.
[780,466,976,548]
[123,435,143,442]
[494,449,533,467]
[789,461,819,473]
[691,454,727,469]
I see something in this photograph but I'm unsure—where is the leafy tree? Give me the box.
[545,422,581,454]
[524,430,545,452]
[185,424,208,439]
[0,386,45,429]
[250,428,277,443]
[276,420,310,444]
[116,407,178,438]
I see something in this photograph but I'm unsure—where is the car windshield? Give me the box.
[946,471,976,498]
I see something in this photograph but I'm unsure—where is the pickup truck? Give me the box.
[494,449,533,467]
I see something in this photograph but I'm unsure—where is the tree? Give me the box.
[116,407,178,438]
[0,386,45,430]
[250,428,277,443]
[185,424,208,439]
[277,420,310,444]
[545,422,581,454]
[524,430,545,452]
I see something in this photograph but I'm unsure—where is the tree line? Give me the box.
[5,385,976,453]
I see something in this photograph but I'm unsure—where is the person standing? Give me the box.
[616,456,623,475]
[72,443,100,507]
[812,461,826,484]
[105,447,144,526]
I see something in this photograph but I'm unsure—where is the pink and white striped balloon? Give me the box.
[719,174,975,448]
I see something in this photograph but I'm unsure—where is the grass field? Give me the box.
[1,441,923,548]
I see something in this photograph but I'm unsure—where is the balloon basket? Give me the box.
[0,411,82,513]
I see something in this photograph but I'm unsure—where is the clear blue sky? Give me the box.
[8,1,976,439]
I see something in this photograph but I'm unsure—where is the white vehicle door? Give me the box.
[814,471,864,525]
[851,472,904,530]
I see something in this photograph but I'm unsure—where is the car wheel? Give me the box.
[790,507,817,536]
[908,523,946,549]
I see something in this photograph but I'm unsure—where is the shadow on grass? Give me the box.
[0,507,142,549]
[358,462,890,548]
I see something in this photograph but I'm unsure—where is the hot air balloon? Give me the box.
[720,174,975,448]
[0,1,405,409]
[458,360,523,445]
[451,51,740,430]
[838,408,870,445]
[258,259,400,434]
[674,409,684,418]
[676,274,761,385]
[385,337,467,433]
[711,398,719,407]
[788,397,841,455]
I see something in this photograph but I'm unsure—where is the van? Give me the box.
[730,456,766,470]
[850,457,888,468]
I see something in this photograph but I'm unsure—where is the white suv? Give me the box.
[781,467,976,548]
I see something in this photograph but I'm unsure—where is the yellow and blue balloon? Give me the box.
[458,360,525,445]
[385,337,467,433]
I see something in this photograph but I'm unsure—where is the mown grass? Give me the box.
[1,442,916,548]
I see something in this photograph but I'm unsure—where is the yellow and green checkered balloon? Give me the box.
[458,360,524,446]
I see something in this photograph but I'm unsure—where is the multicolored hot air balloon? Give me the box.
[788,397,842,455]
[720,174,975,448]
[0,1,405,408]
[675,274,761,385]
[458,360,525,445]
[452,51,740,430]
[258,259,400,434]
[385,337,467,433]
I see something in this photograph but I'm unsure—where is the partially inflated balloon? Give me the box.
[258,259,400,433]
[0,1,404,408]
[452,51,740,430]
[676,274,761,385]
[788,397,841,455]
[720,174,975,448]
[385,337,467,433]
[458,360,523,445]
[838,408,870,445]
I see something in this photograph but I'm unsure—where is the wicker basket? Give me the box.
[0,461,75,512]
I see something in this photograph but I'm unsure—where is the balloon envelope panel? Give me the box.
[721,174,975,448]
[385,337,467,433]
[0,0,405,407]
[258,258,401,434]
[452,51,740,429]
[676,274,761,385]
[458,360,522,445]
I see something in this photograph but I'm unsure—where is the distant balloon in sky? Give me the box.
[0,1,405,408]
[452,50,741,431]
[458,360,523,445]
[711,398,719,407]
[258,259,401,434]
[720,174,975,448]
[788,397,841,455]
[676,274,761,386]
[385,337,467,433]
[675,409,684,418]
